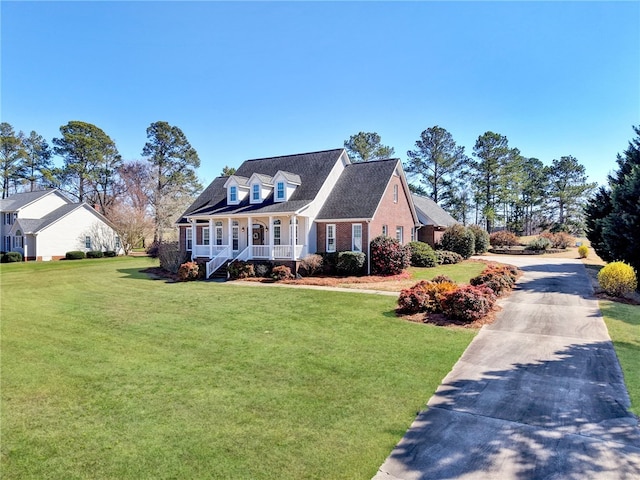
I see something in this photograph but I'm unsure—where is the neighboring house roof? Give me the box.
[0,189,69,211]
[316,159,402,220]
[411,194,458,227]
[178,148,346,222]
[14,203,115,234]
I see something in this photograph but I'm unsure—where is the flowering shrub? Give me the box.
[442,285,497,322]
[397,280,457,314]
[228,260,255,279]
[177,261,200,281]
[489,231,519,247]
[408,241,438,267]
[370,235,411,275]
[435,250,463,265]
[440,224,475,259]
[337,251,366,276]
[578,245,589,258]
[470,264,518,296]
[469,225,490,254]
[598,261,637,297]
[299,254,323,276]
[271,265,294,281]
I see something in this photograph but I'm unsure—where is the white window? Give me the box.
[203,227,210,246]
[393,184,398,203]
[186,228,193,251]
[215,222,223,245]
[85,235,91,250]
[352,224,362,252]
[232,221,239,251]
[411,228,416,242]
[14,231,23,249]
[276,182,285,200]
[252,183,260,201]
[115,236,121,249]
[273,219,281,246]
[396,226,403,244]
[326,224,336,253]
[382,224,388,236]
[230,186,237,203]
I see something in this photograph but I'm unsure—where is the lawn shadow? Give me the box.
[379,341,640,479]
[117,267,176,282]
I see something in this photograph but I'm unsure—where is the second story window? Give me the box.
[276,182,285,200]
[252,184,260,201]
[230,186,237,202]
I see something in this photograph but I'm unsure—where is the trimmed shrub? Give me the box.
[271,265,294,281]
[65,251,86,260]
[470,265,518,296]
[435,250,463,265]
[440,224,475,259]
[336,251,366,276]
[469,225,490,254]
[177,261,200,281]
[320,252,339,275]
[442,285,497,323]
[489,231,519,247]
[254,262,272,278]
[86,250,104,258]
[431,274,454,284]
[525,236,552,251]
[370,235,411,276]
[299,254,323,277]
[158,241,188,274]
[1,251,22,263]
[104,250,117,257]
[228,260,255,279]
[408,241,438,267]
[578,245,589,259]
[397,280,457,314]
[598,262,638,297]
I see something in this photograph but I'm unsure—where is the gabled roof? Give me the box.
[316,159,402,220]
[249,173,274,186]
[411,194,458,227]
[178,148,347,222]
[0,189,69,211]
[15,203,114,234]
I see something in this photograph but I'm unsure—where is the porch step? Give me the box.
[209,260,230,280]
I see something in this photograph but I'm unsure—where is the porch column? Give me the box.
[291,214,296,260]
[189,219,196,261]
[248,216,253,257]
[268,215,274,260]
[228,217,232,252]
[209,218,213,259]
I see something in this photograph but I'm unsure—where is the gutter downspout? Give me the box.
[366,220,371,275]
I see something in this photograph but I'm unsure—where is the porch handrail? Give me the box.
[234,246,251,262]
[206,246,231,278]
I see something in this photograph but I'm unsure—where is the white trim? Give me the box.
[352,223,362,252]
[326,224,336,253]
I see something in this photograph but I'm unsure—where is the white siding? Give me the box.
[19,192,70,219]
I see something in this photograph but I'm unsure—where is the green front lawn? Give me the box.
[409,260,487,284]
[600,300,640,416]
[1,257,476,479]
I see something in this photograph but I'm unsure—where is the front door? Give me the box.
[252,224,265,245]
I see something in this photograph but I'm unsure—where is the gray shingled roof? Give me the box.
[178,149,346,223]
[0,189,62,211]
[411,194,458,227]
[316,159,400,220]
[17,203,112,234]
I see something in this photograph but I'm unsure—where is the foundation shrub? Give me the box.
[598,262,638,297]
[65,251,85,260]
[489,231,519,248]
[440,224,475,259]
[177,261,200,281]
[370,235,411,275]
[435,250,463,265]
[397,280,457,314]
[271,265,294,281]
[228,260,255,279]
[578,245,589,258]
[254,262,272,278]
[442,285,497,322]
[104,250,117,257]
[469,225,490,254]
[336,251,366,276]
[86,250,104,259]
[408,241,438,267]
[320,252,339,275]
[299,254,323,276]
[470,265,517,296]
[1,251,22,263]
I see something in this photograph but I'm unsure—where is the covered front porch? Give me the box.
[186,214,308,277]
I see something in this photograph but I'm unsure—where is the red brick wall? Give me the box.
[316,222,369,253]
[369,174,415,245]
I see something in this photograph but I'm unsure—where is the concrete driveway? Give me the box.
[374,256,640,479]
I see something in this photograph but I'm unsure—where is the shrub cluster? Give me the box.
[336,251,366,276]
[299,254,323,276]
[104,250,117,257]
[228,260,255,279]
[86,250,104,259]
[397,280,458,314]
[271,265,294,281]
[470,264,518,296]
[432,274,454,284]
[597,261,638,297]
[578,245,589,259]
[440,224,475,259]
[370,236,411,275]
[65,251,86,260]
[408,241,438,267]
[254,262,272,278]
[489,231,519,247]
[441,285,497,322]
[435,250,463,265]
[0,251,22,263]
[525,237,552,251]
[469,225,490,254]
[540,231,575,249]
[177,261,200,281]
[158,241,189,274]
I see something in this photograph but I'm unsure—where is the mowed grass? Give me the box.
[600,300,640,416]
[409,260,487,284]
[1,257,476,479]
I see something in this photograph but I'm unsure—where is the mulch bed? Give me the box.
[141,267,180,282]
[398,306,501,329]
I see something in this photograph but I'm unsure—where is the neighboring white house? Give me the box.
[0,189,122,261]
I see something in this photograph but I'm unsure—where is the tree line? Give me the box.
[0,120,201,251]
[344,128,597,235]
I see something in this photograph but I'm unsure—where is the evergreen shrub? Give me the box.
[65,251,86,260]
[1,251,22,263]
[440,224,475,259]
[525,237,552,251]
[578,245,589,258]
[336,251,366,276]
[469,225,490,254]
[370,236,411,275]
[228,260,255,279]
[441,285,497,323]
[408,241,438,267]
[597,262,637,297]
[86,250,104,258]
[435,250,463,265]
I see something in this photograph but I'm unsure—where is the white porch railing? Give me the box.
[234,246,251,262]
[206,246,231,278]
[194,244,227,258]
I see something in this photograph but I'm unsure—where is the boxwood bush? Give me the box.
[86,250,104,258]
[440,224,475,259]
[336,251,366,276]
[435,250,463,265]
[408,241,438,267]
[65,251,86,260]
[1,251,22,263]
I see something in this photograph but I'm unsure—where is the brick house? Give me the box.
[176,148,419,277]
[411,194,458,247]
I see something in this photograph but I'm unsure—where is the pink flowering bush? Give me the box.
[441,285,497,322]
[370,235,411,276]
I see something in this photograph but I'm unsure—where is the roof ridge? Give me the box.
[242,148,344,163]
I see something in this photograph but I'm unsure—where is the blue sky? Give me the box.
[2,1,639,188]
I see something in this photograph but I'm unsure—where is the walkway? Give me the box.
[374,256,640,479]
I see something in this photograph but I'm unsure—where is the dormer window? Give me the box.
[272,171,301,203]
[248,173,273,204]
[230,186,237,202]
[252,184,260,201]
[224,175,250,205]
[276,182,285,200]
